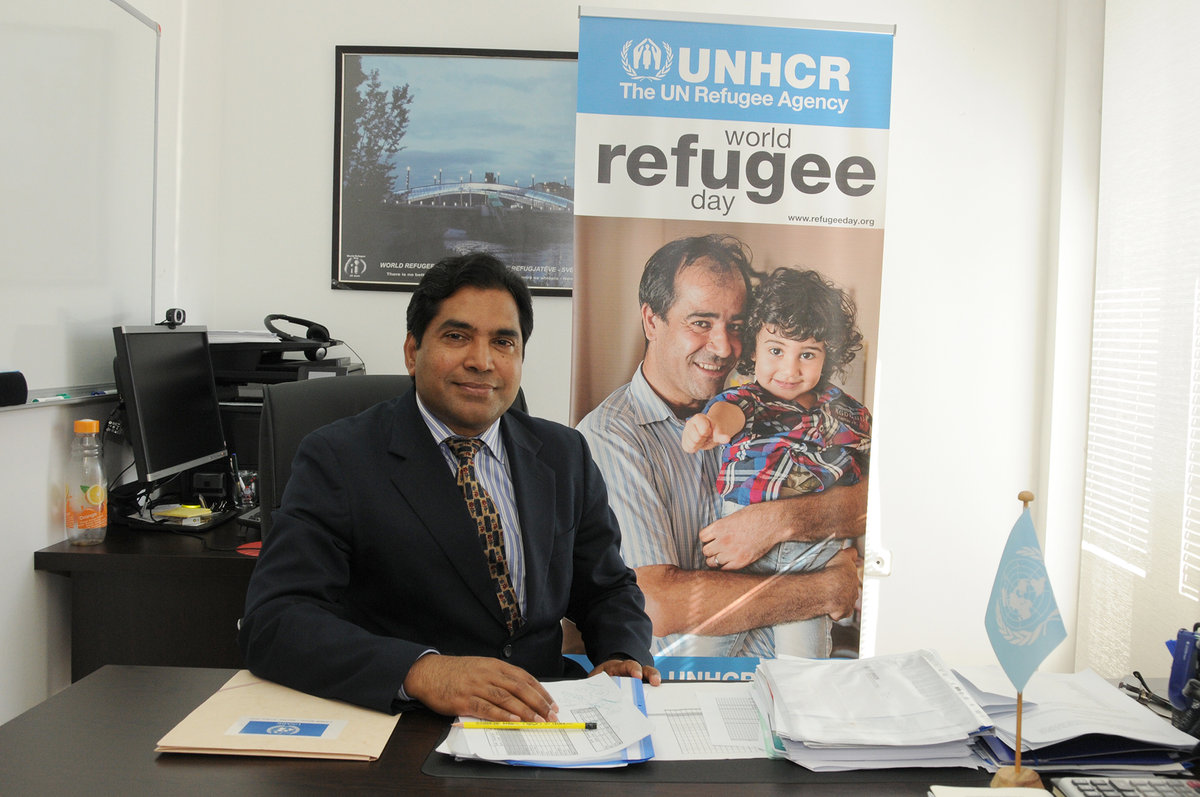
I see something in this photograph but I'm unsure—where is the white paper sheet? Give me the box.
[438,674,653,766]
[642,681,768,760]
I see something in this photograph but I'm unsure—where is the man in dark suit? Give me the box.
[239,253,659,720]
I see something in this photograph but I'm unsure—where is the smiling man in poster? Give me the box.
[571,10,894,659]
[577,234,866,657]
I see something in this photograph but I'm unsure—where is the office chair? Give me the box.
[257,374,528,539]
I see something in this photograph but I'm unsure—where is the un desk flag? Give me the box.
[985,506,1066,692]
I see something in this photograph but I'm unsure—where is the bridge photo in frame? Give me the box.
[332,46,577,295]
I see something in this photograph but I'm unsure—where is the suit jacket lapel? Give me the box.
[387,392,507,628]
[502,415,555,627]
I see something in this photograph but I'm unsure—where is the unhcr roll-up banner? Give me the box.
[573,9,894,661]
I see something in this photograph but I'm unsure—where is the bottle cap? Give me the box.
[74,419,100,434]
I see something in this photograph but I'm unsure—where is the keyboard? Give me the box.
[1053,777,1200,796]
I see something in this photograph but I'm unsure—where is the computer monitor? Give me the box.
[112,325,229,485]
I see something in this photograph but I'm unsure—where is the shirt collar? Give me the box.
[629,363,686,428]
[414,391,504,457]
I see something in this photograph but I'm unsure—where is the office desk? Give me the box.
[0,665,993,796]
[34,523,257,681]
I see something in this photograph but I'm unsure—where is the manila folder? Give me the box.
[156,669,400,761]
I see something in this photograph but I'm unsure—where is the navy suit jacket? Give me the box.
[238,388,653,713]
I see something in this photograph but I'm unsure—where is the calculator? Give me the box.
[1053,777,1200,796]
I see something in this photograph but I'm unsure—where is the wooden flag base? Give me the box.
[992,685,1043,789]
[989,764,1044,789]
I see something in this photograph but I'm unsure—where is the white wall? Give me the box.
[0,0,1103,723]
[0,406,82,723]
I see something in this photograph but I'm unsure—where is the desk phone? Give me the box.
[236,505,261,528]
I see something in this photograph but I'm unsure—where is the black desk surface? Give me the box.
[34,520,258,575]
[0,665,994,796]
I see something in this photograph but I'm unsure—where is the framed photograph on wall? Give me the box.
[332,46,576,295]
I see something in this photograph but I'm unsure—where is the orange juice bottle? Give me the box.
[65,418,107,545]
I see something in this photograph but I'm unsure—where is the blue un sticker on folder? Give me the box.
[228,717,347,739]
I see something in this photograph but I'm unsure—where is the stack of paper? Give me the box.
[436,673,654,767]
[753,649,994,771]
[151,504,215,526]
[953,666,1199,775]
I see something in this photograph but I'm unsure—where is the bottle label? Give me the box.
[66,484,107,528]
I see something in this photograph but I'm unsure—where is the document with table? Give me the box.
[437,673,773,767]
[438,673,655,766]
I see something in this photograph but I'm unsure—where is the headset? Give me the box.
[263,314,342,361]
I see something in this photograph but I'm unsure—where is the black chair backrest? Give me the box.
[257,374,527,539]
[258,375,412,539]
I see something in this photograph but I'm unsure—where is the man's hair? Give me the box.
[737,267,863,383]
[638,234,754,320]
[406,252,534,349]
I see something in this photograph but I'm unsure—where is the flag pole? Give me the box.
[989,491,1045,790]
[1015,690,1024,772]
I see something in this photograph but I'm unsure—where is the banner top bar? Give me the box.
[578,6,895,36]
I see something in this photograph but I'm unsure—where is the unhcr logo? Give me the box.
[619,37,852,91]
[621,38,673,81]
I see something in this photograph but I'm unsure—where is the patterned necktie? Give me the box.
[446,437,522,634]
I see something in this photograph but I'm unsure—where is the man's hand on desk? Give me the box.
[589,658,662,686]
[402,654,560,722]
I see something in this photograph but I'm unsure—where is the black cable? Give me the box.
[344,342,366,371]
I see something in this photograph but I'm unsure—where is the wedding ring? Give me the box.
[713,555,721,567]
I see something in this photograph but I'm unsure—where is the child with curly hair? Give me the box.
[681,267,871,658]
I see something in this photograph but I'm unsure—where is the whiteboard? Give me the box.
[0,0,158,394]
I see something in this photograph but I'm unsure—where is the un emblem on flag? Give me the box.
[991,546,1059,646]
[987,505,1065,692]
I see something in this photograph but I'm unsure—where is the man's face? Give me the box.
[403,286,523,437]
[641,260,747,417]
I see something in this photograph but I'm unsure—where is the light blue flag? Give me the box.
[985,507,1067,693]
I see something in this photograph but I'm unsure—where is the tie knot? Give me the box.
[447,437,484,465]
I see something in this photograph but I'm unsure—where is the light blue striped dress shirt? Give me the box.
[414,394,526,612]
[576,365,773,657]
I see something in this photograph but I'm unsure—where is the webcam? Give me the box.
[157,308,186,329]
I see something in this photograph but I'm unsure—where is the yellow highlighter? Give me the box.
[454,721,597,730]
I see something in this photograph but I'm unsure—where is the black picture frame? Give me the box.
[332,46,577,295]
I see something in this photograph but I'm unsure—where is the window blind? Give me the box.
[1077,0,1200,677]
